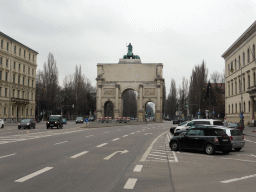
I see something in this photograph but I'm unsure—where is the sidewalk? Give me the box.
[244,125,256,137]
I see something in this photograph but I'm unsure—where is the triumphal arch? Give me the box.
[96,43,164,122]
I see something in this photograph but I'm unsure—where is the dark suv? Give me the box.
[46,115,63,129]
[169,127,232,155]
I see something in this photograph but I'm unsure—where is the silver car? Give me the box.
[219,127,245,151]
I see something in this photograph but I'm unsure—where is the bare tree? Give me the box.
[165,79,177,119]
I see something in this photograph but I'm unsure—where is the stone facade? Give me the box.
[96,59,164,122]
[0,31,38,122]
[222,21,256,125]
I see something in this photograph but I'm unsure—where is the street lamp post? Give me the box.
[37,95,39,121]
[230,60,244,130]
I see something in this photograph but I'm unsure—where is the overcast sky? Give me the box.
[1,0,256,95]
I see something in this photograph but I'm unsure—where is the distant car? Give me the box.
[18,119,36,129]
[76,117,84,124]
[62,118,67,124]
[173,119,180,124]
[89,116,95,122]
[46,115,63,129]
[0,119,4,128]
[169,126,232,155]
[225,123,244,133]
[218,127,245,151]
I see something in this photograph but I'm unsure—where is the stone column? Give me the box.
[138,85,144,122]
[114,84,120,119]
[156,84,162,122]
[96,85,103,118]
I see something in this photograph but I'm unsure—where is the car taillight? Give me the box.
[214,137,219,143]
[230,136,233,141]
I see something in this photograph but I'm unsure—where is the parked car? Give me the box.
[0,119,4,128]
[46,115,63,129]
[218,127,245,151]
[89,116,95,122]
[174,121,192,133]
[169,126,232,155]
[62,118,67,124]
[18,119,36,129]
[225,122,244,133]
[173,119,180,124]
[76,117,84,124]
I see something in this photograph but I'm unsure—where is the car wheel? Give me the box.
[234,148,242,151]
[222,150,230,154]
[205,144,215,155]
[170,141,179,151]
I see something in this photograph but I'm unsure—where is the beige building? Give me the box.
[96,59,164,122]
[222,21,256,124]
[0,32,38,122]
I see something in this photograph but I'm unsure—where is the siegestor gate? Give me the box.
[96,45,164,122]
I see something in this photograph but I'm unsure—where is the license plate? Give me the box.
[223,139,228,141]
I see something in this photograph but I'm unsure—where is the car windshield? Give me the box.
[228,123,238,127]
[77,117,83,120]
[21,119,30,123]
[62,118,66,121]
[49,116,60,120]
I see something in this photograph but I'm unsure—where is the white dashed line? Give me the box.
[133,165,143,172]
[70,151,88,158]
[123,135,128,137]
[221,174,256,183]
[97,143,108,147]
[0,153,16,159]
[130,132,135,134]
[112,138,120,141]
[124,178,137,189]
[15,167,53,182]
[54,141,68,145]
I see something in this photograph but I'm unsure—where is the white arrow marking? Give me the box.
[145,133,152,135]
[104,150,129,160]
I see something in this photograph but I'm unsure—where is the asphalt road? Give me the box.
[1,121,256,192]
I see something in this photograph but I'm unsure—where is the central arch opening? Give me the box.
[104,101,114,118]
[122,89,137,118]
[145,101,155,121]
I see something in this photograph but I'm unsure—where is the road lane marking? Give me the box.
[0,153,16,159]
[130,132,135,134]
[15,167,53,182]
[104,150,128,160]
[54,141,68,145]
[221,157,256,163]
[149,154,167,158]
[140,131,167,162]
[123,135,128,137]
[112,138,120,141]
[220,174,256,183]
[97,143,108,147]
[124,178,137,189]
[133,165,143,172]
[70,151,88,158]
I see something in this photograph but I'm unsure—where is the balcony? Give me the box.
[247,85,256,96]
[11,97,29,105]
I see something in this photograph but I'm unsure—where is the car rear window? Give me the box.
[213,121,223,125]
[231,129,242,136]
[49,116,60,120]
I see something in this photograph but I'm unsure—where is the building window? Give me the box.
[235,59,237,71]
[243,52,245,66]
[30,109,32,116]
[19,63,20,70]
[13,62,15,69]
[4,107,6,115]
[235,104,237,113]
[12,107,14,115]
[18,76,20,84]
[254,72,256,86]
[28,68,30,75]
[232,104,233,113]
[248,75,250,88]
[6,59,8,67]
[235,81,237,94]
[228,84,230,96]
[13,74,15,83]
[231,83,233,95]
[243,77,245,92]
[29,53,30,60]
[13,89,15,97]
[14,45,16,54]
[249,101,250,112]
[5,72,8,81]
[0,87,1,96]
[253,44,255,60]
[33,55,34,62]
[27,92,29,100]
[32,80,34,87]
[19,48,21,56]
[0,71,2,80]
[23,77,25,85]
[5,88,7,97]
[0,57,2,65]
[248,48,250,64]
[229,105,230,114]
[239,56,241,69]
[22,91,24,99]
[32,69,34,75]
[26,108,28,117]
[23,66,25,72]
[1,40,3,49]
[18,90,20,98]
[24,50,26,58]
[31,93,33,100]
[7,42,9,51]
[244,102,246,112]
[28,79,30,86]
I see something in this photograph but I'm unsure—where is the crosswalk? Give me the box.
[0,129,85,145]
[145,132,178,162]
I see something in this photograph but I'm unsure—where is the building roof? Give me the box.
[0,31,38,54]
[221,20,256,59]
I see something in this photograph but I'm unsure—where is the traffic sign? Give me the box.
[85,119,89,123]
[239,113,243,118]
[213,111,215,115]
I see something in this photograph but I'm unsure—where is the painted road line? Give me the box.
[70,151,88,158]
[149,154,167,158]
[54,141,68,145]
[140,131,167,162]
[15,167,53,182]
[97,143,108,147]
[104,131,109,133]
[123,135,128,137]
[137,131,140,132]
[0,153,16,159]
[221,157,256,163]
[130,132,135,134]
[221,174,256,183]
[124,178,137,189]
[133,165,143,172]
[172,151,178,162]
[112,138,120,141]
